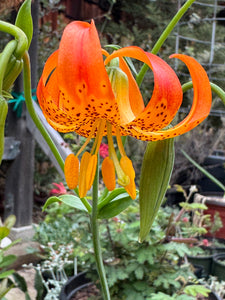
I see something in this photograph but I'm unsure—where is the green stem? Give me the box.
[181,149,225,195]
[0,21,28,59]
[91,157,110,300]
[0,40,17,94]
[182,81,225,106]
[22,51,92,212]
[23,52,64,170]
[136,0,196,86]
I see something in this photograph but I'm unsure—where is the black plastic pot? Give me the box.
[212,253,225,281]
[208,291,222,300]
[188,253,213,278]
[59,271,92,300]
[193,264,203,278]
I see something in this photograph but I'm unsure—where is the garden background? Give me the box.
[0,0,225,299]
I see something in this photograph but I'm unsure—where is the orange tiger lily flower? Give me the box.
[37,20,212,200]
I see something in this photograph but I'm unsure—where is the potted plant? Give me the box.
[0,215,32,299]
[162,192,224,278]
[180,152,225,240]
[212,254,225,281]
[59,271,100,300]
[33,202,203,299]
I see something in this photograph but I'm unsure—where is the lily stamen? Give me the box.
[106,121,130,187]
[116,127,126,157]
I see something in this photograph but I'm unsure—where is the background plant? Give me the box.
[34,202,201,299]
[0,215,32,299]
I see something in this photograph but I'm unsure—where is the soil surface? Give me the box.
[71,283,101,300]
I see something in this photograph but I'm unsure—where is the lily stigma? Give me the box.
[37,20,212,200]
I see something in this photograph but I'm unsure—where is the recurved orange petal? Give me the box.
[37,50,59,116]
[37,50,82,132]
[106,47,183,134]
[126,54,212,140]
[57,20,120,126]
[37,21,121,136]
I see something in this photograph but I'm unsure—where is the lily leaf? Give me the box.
[42,195,88,212]
[15,0,33,48]
[0,270,15,279]
[98,187,127,210]
[139,138,175,242]
[98,194,133,219]
[0,255,17,269]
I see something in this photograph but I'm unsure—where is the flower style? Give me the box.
[37,20,211,200]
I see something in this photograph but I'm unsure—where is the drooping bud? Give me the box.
[139,138,175,242]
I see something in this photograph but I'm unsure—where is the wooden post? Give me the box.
[4,0,39,228]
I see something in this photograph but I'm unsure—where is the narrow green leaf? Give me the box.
[42,195,88,212]
[42,196,60,211]
[1,239,21,251]
[34,270,45,300]
[0,255,17,268]
[181,149,225,192]
[98,196,133,219]
[12,272,28,293]
[0,270,15,279]
[98,187,127,210]
[25,292,32,300]
[139,139,175,242]
[15,0,33,48]
[0,227,10,241]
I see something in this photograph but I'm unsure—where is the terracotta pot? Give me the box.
[195,194,225,239]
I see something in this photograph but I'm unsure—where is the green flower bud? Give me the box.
[0,96,8,165]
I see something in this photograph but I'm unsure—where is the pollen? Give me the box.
[64,154,79,189]
[79,151,91,198]
[102,157,116,191]
[86,154,97,191]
